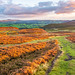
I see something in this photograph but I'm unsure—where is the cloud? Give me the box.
[55,0,75,14]
[0,1,56,16]
[38,1,53,7]
[0,0,3,5]
[7,0,12,4]
[0,0,75,18]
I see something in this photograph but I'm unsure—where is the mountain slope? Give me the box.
[42,20,75,30]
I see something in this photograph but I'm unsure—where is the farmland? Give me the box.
[0,27,75,75]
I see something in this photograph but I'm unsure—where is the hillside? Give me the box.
[0,27,19,31]
[0,27,75,75]
[42,20,75,30]
[0,20,67,24]
[0,20,68,29]
[18,28,48,34]
[0,19,18,22]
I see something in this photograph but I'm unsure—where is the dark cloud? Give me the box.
[0,0,75,18]
[3,5,40,15]
[39,1,53,7]
[0,1,56,16]
[55,1,75,14]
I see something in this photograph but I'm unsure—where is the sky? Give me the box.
[0,0,75,20]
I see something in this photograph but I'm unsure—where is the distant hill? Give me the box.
[0,19,18,22]
[0,20,67,24]
[42,20,75,30]
[0,20,68,29]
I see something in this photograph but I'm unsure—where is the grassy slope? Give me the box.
[49,36,75,75]
[0,42,54,75]
[0,35,75,75]
[45,29,75,33]
[33,36,75,75]
[43,20,75,29]
[43,21,75,32]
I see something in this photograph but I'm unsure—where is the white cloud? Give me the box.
[0,0,75,19]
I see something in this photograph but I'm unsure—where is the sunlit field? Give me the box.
[0,0,75,75]
[0,27,75,75]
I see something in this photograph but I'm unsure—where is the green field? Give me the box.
[49,36,75,75]
[0,23,46,29]
[33,36,75,75]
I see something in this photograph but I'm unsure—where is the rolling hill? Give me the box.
[0,20,68,29]
[42,20,75,30]
[0,20,67,24]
